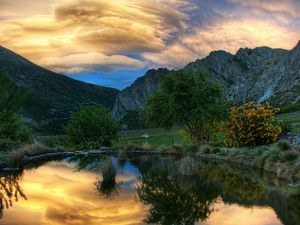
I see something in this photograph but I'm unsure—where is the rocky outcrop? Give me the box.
[113,42,300,119]
[113,68,169,119]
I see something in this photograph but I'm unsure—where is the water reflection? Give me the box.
[94,159,120,198]
[135,157,269,225]
[0,173,26,218]
[0,155,298,225]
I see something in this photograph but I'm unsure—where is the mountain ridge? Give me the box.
[113,42,300,119]
[0,45,119,134]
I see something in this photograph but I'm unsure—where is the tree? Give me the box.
[65,105,119,149]
[0,72,30,145]
[142,71,228,144]
[224,102,281,146]
[120,110,145,130]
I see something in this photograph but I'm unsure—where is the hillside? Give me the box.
[113,42,300,119]
[0,46,119,134]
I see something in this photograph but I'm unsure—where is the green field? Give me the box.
[277,111,300,132]
[115,128,189,148]
[115,110,300,148]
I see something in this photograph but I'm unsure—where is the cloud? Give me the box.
[42,52,146,74]
[0,0,300,87]
[0,0,193,76]
[227,0,300,19]
[143,1,300,68]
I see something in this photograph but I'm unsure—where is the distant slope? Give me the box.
[0,46,119,134]
[113,42,300,119]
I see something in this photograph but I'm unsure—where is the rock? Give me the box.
[113,68,169,119]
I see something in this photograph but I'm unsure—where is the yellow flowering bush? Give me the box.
[224,102,281,146]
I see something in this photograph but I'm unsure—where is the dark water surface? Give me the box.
[0,155,299,225]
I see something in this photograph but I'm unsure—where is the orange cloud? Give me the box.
[0,0,299,77]
[0,0,191,74]
[143,18,299,68]
[42,52,146,74]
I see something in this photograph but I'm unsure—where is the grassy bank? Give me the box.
[277,111,300,132]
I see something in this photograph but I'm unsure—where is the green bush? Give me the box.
[212,147,221,154]
[281,151,299,162]
[202,146,212,154]
[185,145,198,153]
[279,121,292,136]
[276,140,292,151]
[0,72,30,149]
[65,105,119,149]
[219,148,229,156]
[266,148,282,163]
[0,139,19,151]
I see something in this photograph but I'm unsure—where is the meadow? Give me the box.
[116,110,300,147]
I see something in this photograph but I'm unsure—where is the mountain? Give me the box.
[112,68,169,118]
[0,46,119,134]
[113,41,300,119]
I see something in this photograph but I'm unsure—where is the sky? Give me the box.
[1,0,300,89]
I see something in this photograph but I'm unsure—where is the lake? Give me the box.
[0,154,298,225]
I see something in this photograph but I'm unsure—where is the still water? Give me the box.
[0,155,298,225]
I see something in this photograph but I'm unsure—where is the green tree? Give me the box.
[65,105,119,149]
[0,72,30,146]
[142,71,228,144]
[120,110,144,130]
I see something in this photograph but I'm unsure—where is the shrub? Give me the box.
[7,142,52,167]
[212,147,221,154]
[185,144,198,153]
[224,102,281,147]
[0,139,19,151]
[202,145,212,154]
[169,144,185,154]
[266,148,282,163]
[157,145,168,153]
[279,121,292,136]
[0,72,30,149]
[65,105,119,149]
[276,140,292,151]
[219,148,229,156]
[281,151,299,162]
[141,142,152,151]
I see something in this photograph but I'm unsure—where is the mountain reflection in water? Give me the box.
[0,155,298,225]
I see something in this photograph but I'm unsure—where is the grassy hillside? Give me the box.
[0,46,119,134]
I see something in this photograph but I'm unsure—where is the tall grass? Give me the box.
[7,142,64,167]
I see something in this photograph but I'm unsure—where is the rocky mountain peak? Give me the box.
[113,42,300,119]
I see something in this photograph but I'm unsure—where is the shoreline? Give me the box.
[0,148,298,185]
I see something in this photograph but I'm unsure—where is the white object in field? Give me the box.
[141,133,150,138]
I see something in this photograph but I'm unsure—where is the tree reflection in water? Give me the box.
[135,157,270,225]
[137,172,220,225]
[0,172,26,219]
[70,156,121,198]
[94,158,120,198]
